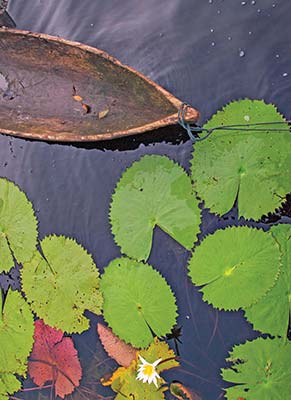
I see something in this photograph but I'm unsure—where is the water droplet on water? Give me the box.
[209,0,213,3]
[228,36,232,40]
[248,31,252,35]
[272,3,276,7]
[241,1,247,5]
[283,72,288,77]
[186,315,190,320]
[251,0,256,4]
[257,8,261,13]
[275,54,280,59]
[210,28,214,33]
[239,50,245,57]
[217,9,221,14]
[211,41,216,47]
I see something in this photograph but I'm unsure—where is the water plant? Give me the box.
[0,178,37,273]
[100,257,177,348]
[221,337,291,399]
[110,155,201,261]
[21,235,103,333]
[0,289,34,399]
[188,226,280,310]
[191,99,291,220]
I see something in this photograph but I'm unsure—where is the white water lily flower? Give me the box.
[136,355,162,388]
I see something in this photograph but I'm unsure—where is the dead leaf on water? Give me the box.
[73,95,83,102]
[82,104,91,114]
[98,108,109,119]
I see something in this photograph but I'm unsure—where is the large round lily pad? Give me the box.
[21,235,103,333]
[191,99,291,220]
[222,338,291,399]
[100,257,177,348]
[110,155,201,261]
[0,178,37,273]
[188,226,281,310]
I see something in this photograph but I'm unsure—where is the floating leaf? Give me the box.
[21,235,103,333]
[188,226,280,310]
[73,95,83,102]
[97,323,137,367]
[100,257,177,348]
[191,99,291,220]
[0,178,37,273]
[170,382,201,400]
[244,224,291,337]
[110,155,201,261]
[29,320,82,399]
[221,338,291,399]
[98,108,109,119]
[0,289,34,399]
[102,338,179,400]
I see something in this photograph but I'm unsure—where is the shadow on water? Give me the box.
[1,0,291,399]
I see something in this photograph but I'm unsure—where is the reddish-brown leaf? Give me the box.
[97,323,137,367]
[29,320,82,399]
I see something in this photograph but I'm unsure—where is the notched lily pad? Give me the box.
[0,178,38,273]
[221,338,291,399]
[191,99,291,220]
[100,257,177,348]
[21,235,103,333]
[245,224,291,337]
[0,289,34,400]
[188,226,281,310]
[110,155,201,261]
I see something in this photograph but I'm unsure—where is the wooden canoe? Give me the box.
[0,28,199,142]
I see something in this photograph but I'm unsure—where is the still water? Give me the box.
[1,0,291,399]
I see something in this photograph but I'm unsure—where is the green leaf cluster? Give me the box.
[191,99,291,220]
[100,257,177,348]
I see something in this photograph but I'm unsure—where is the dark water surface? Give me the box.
[1,0,291,399]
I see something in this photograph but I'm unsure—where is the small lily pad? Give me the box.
[191,99,291,220]
[244,224,291,337]
[110,155,201,261]
[100,257,177,348]
[0,178,38,273]
[222,338,291,399]
[188,226,280,310]
[21,235,103,333]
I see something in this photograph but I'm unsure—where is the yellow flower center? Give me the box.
[143,364,154,377]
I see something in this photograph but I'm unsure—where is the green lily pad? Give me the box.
[21,235,103,334]
[100,257,177,348]
[110,155,201,261]
[191,99,291,220]
[222,338,291,399]
[0,289,34,399]
[0,178,38,273]
[188,226,280,310]
[244,224,291,337]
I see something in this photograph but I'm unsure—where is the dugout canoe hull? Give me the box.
[0,28,199,142]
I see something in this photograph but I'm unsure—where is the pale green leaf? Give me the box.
[110,155,201,261]
[0,178,37,272]
[0,289,34,400]
[191,99,291,220]
[21,235,103,334]
[222,338,291,399]
[100,257,177,348]
[188,226,280,310]
[244,224,291,337]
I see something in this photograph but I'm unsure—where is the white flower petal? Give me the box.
[152,358,163,367]
[138,355,147,364]
[152,376,158,388]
